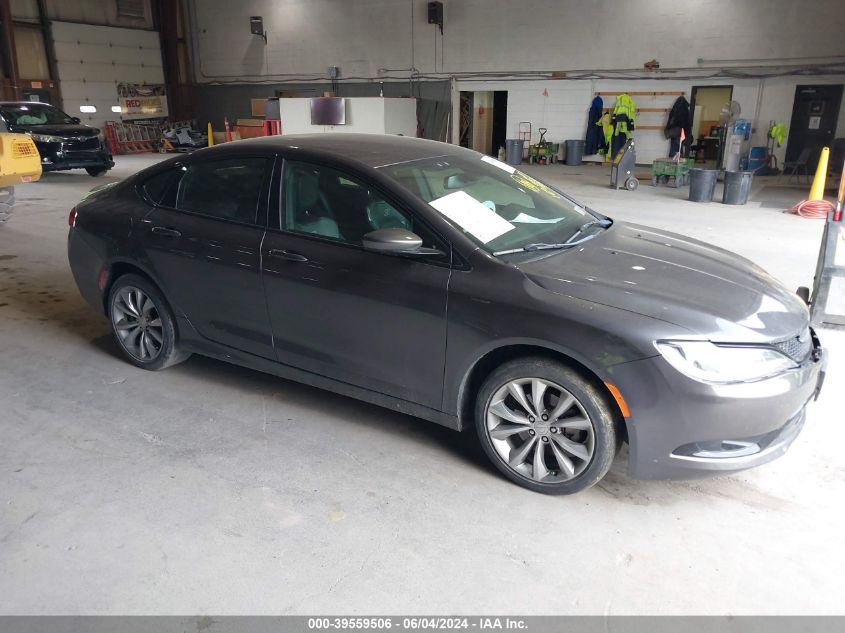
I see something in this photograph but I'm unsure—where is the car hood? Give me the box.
[10,124,99,137]
[517,222,809,342]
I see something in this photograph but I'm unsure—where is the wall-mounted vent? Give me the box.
[116,0,146,19]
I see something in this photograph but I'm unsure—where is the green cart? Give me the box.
[527,128,559,165]
[651,157,693,187]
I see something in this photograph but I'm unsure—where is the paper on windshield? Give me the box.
[430,191,515,244]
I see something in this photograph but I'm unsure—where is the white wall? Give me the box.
[188,0,843,80]
[277,97,416,136]
[187,0,845,164]
[453,77,845,165]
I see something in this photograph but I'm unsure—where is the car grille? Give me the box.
[773,327,812,362]
[65,137,100,151]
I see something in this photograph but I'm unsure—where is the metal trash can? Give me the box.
[722,170,754,205]
[565,139,585,166]
[505,139,523,166]
[688,168,718,202]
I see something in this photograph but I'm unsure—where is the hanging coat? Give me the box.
[611,94,637,157]
[665,95,692,157]
[664,96,691,141]
[585,96,604,155]
[597,111,613,159]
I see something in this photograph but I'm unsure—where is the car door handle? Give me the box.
[268,249,308,262]
[151,226,182,238]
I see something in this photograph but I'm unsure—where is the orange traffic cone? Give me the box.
[788,147,833,219]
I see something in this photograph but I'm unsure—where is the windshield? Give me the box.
[378,153,598,255]
[0,103,76,127]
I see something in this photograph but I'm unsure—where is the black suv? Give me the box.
[0,101,114,176]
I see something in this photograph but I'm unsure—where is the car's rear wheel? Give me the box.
[108,273,189,370]
[475,358,618,494]
[86,167,108,177]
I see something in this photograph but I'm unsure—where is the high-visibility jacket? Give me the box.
[612,93,637,139]
[769,122,785,146]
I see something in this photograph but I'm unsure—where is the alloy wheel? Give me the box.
[111,286,164,362]
[485,378,595,483]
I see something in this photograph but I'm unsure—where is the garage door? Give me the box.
[51,21,165,130]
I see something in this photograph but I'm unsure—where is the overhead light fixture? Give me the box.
[250,16,267,44]
[80,105,97,113]
[111,105,122,113]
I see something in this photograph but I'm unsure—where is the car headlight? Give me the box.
[29,133,64,143]
[655,340,797,384]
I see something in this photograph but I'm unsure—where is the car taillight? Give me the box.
[68,207,77,227]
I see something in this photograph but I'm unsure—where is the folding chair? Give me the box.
[782,147,813,184]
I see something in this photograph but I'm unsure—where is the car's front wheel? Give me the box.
[108,273,189,370]
[475,358,619,494]
[86,167,108,177]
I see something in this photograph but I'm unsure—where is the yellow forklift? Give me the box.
[0,132,42,223]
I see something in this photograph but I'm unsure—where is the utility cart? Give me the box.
[528,129,559,165]
[651,157,693,187]
[610,138,638,190]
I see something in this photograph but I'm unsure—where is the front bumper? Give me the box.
[35,140,113,172]
[609,330,825,480]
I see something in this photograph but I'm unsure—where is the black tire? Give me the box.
[625,177,639,191]
[107,273,190,370]
[475,357,619,495]
[86,167,108,177]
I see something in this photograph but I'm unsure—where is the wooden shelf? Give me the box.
[596,91,684,97]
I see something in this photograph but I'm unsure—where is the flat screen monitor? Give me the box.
[310,97,346,125]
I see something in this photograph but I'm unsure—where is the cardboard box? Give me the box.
[236,119,265,139]
[212,131,242,144]
[251,99,267,117]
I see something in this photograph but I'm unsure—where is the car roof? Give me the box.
[0,101,53,106]
[204,133,476,169]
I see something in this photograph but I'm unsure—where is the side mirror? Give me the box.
[362,228,422,253]
[71,117,81,124]
[362,228,442,257]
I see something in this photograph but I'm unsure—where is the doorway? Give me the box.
[784,84,843,167]
[491,91,508,157]
[458,90,502,156]
[689,85,733,166]
[458,91,473,148]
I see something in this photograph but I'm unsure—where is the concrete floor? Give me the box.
[1,155,843,615]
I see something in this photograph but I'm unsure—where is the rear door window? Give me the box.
[176,157,271,224]
[142,168,182,207]
[142,157,272,225]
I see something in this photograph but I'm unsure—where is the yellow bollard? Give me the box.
[207,122,214,147]
[808,146,829,201]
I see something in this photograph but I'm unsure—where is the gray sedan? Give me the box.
[67,134,825,494]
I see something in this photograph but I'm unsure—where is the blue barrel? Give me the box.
[747,146,767,171]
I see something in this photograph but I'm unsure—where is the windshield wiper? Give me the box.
[567,218,612,242]
[492,218,612,257]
